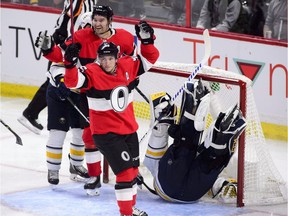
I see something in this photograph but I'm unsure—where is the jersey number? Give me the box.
[110,86,129,112]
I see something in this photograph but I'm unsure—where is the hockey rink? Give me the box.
[0,97,287,216]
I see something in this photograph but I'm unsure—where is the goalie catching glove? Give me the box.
[35,31,55,55]
[135,21,155,45]
[64,43,82,69]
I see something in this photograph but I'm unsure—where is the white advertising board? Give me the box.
[0,6,287,126]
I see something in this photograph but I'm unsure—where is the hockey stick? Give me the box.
[67,96,90,124]
[69,0,75,43]
[135,86,149,103]
[0,119,23,145]
[139,29,211,144]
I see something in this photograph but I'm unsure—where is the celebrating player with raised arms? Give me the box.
[35,5,137,196]
[141,79,247,203]
[63,20,158,216]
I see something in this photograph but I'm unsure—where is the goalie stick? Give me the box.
[139,29,211,144]
[0,119,23,145]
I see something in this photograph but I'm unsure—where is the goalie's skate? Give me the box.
[48,170,59,185]
[84,176,101,196]
[17,115,43,135]
[68,154,89,182]
[211,177,237,204]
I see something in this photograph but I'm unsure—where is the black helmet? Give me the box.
[92,5,114,21]
[97,42,118,58]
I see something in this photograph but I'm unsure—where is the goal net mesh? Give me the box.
[131,62,287,206]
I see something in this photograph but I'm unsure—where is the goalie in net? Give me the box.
[141,79,247,203]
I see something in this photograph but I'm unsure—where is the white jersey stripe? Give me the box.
[87,91,134,112]
[115,188,133,201]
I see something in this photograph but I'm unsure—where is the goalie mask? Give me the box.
[97,42,119,59]
[92,5,114,21]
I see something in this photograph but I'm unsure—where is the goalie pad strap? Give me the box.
[194,93,210,131]
[210,142,227,150]
[184,111,195,121]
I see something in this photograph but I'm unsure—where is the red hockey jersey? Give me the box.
[65,44,159,135]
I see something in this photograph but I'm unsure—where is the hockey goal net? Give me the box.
[103,62,287,207]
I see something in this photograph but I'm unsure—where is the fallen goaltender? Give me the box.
[138,79,246,204]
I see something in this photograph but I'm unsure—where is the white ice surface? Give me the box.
[0,97,287,216]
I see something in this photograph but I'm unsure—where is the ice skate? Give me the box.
[211,177,237,204]
[17,113,43,135]
[132,206,148,216]
[84,176,101,196]
[68,154,89,182]
[48,170,59,185]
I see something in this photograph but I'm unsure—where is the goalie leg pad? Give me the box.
[146,123,169,159]
[204,104,247,157]
[179,80,210,131]
[144,123,169,178]
[193,93,210,131]
[172,80,210,150]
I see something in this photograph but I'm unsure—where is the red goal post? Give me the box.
[103,62,287,207]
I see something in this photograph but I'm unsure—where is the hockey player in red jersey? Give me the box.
[141,80,247,203]
[63,21,158,216]
[35,5,137,196]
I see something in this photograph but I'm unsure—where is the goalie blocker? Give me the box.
[143,79,247,203]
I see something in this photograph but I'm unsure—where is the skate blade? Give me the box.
[70,174,89,183]
[49,184,58,190]
[86,188,100,196]
[17,116,41,135]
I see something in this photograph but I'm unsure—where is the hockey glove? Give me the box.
[135,21,155,45]
[54,75,71,101]
[52,28,68,45]
[150,92,177,125]
[64,43,82,69]
[204,104,247,157]
[35,31,54,55]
